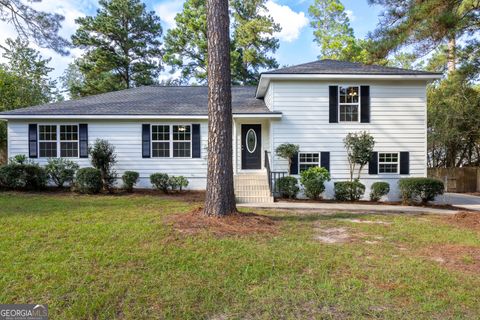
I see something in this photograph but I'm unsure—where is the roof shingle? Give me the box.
[0,86,272,116]
[263,59,441,75]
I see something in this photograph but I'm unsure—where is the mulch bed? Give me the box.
[444,211,480,231]
[165,207,278,236]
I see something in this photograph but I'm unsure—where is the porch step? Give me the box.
[234,173,274,204]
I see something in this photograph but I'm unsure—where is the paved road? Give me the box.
[434,193,480,211]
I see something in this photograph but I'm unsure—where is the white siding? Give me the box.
[264,84,273,110]
[8,119,209,189]
[269,80,428,200]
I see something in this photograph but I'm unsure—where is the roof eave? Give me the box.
[0,113,283,120]
[255,73,443,98]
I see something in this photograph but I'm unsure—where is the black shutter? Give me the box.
[79,124,88,158]
[368,151,378,175]
[28,124,38,158]
[360,85,370,123]
[192,124,201,158]
[142,124,151,158]
[329,86,338,123]
[400,152,409,175]
[290,152,298,175]
[320,152,330,172]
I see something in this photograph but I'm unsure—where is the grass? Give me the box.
[0,192,479,319]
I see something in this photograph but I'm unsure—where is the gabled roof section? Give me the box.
[0,86,281,119]
[262,59,441,75]
[256,59,442,98]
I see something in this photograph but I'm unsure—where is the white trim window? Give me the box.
[151,124,192,158]
[379,152,399,173]
[173,125,191,158]
[152,125,170,157]
[299,152,319,173]
[339,86,360,122]
[39,125,57,157]
[60,125,79,157]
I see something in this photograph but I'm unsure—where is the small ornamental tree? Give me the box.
[90,139,117,192]
[275,143,300,175]
[343,131,375,181]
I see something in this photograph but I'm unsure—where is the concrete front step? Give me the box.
[234,172,273,203]
[236,196,274,203]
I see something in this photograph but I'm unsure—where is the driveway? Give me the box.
[434,193,480,211]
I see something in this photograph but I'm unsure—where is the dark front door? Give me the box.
[241,124,262,170]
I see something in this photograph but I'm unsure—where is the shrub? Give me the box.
[398,178,444,204]
[90,139,117,192]
[150,173,170,193]
[276,176,299,199]
[370,181,390,201]
[334,180,366,201]
[75,168,102,194]
[300,166,330,199]
[122,171,139,192]
[169,176,189,192]
[0,159,47,191]
[275,143,300,174]
[45,158,79,187]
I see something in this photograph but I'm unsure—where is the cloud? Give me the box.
[264,1,309,43]
[345,10,355,22]
[154,0,186,30]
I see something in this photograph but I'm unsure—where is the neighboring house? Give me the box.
[0,60,441,202]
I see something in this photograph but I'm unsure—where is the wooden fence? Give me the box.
[428,167,480,193]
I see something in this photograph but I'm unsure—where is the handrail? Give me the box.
[265,150,288,197]
[264,150,272,193]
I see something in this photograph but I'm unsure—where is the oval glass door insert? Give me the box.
[246,129,257,153]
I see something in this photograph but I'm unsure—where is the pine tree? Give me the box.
[71,0,163,96]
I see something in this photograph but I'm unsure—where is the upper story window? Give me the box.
[299,152,319,173]
[339,86,359,122]
[39,125,79,158]
[379,152,399,173]
[151,124,192,158]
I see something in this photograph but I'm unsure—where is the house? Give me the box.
[0,60,441,202]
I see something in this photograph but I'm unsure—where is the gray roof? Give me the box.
[0,86,274,116]
[263,59,441,75]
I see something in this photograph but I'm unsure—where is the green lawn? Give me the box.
[0,192,479,319]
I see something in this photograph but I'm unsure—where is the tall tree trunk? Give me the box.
[204,0,237,216]
[447,34,456,73]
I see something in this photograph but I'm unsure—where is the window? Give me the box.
[60,125,79,157]
[151,124,192,158]
[299,153,319,173]
[339,86,359,122]
[39,125,57,157]
[379,153,399,173]
[152,125,170,157]
[173,125,191,158]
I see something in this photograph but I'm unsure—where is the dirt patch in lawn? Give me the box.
[443,211,480,231]
[420,244,480,273]
[313,223,373,244]
[166,207,277,236]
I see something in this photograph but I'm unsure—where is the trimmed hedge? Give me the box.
[276,176,299,199]
[370,181,390,201]
[398,177,444,204]
[300,166,330,199]
[122,171,139,192]
[0,157,47,191]
[45,158,79,188]
[75,168,102,194]
[334,180,365,201]
[150,173,189,193]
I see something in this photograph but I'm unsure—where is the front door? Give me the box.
[241,124,262,170]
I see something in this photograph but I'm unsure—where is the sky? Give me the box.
[0,0,383,86]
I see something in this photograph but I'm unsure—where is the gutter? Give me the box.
[0,113,283,120]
